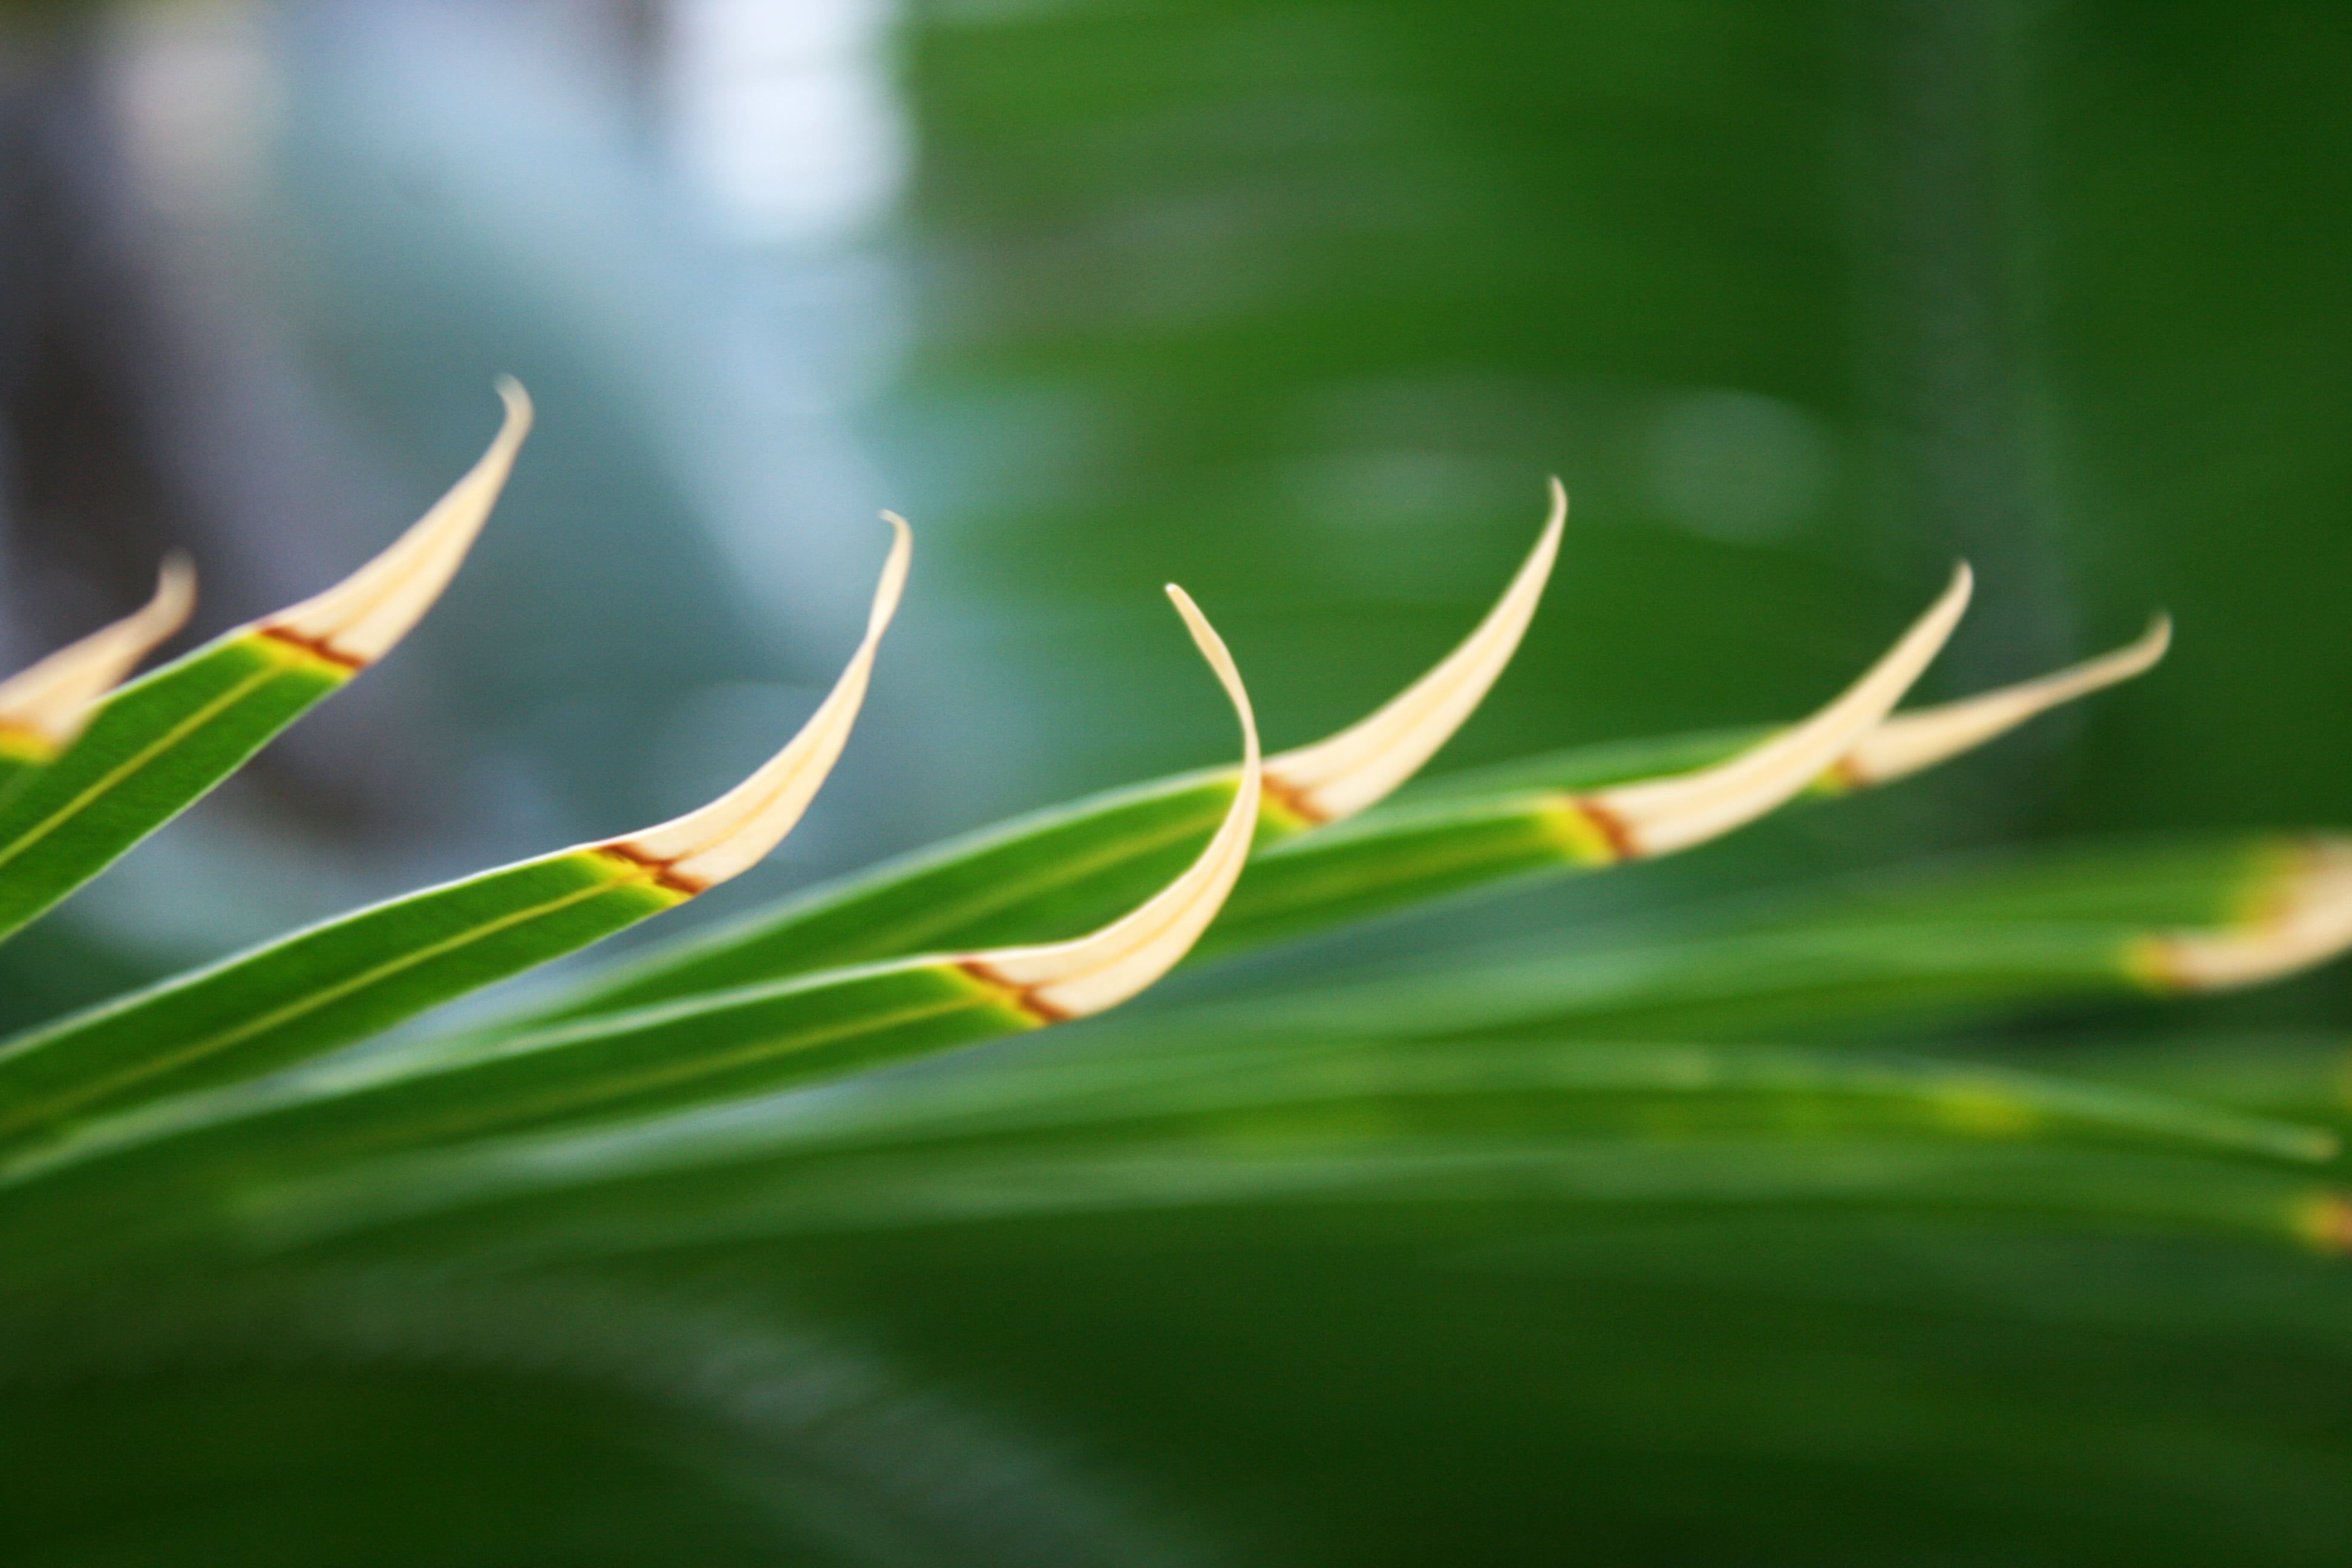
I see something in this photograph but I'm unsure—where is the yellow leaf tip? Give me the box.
[0,552,201,753]
[863,512,914,636]
[1163,585,1256,745]
[1261,485,1564,823]
[949,589,1263,1021]
[153,551,198,608]
[2133,836,2352,994]
[1576,568,1973,858]
[258,385,533,669]
[606,518,909,891]
[1834,603,2174,790]
[491,375,535,430]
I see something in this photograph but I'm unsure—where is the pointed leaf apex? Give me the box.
[609,512,912,892]
[1573,563,1973,858]
[960,587,1263,1021]
[1165,583,1258,734]
[1834,610,2171,788]
[1264,480,1565,823]
[868,511,913,632]
[258,379,533,670]
[0,554,198,756]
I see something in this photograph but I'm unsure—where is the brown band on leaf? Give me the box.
[614,515,910,892]
[254,382,531,668]
[1817,754,1872,793]
[1263,482,1564,824]
[1259,771,1335,829]
[257,623,369,672]
[598,841,711,898]
[944,586,1263,1022]
[956,957,1075,1025]
[1566,795,1641,861]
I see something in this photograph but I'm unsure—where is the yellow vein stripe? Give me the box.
[371,984,1002,1152]
[0,663,283,879]
[0,869,642,1143]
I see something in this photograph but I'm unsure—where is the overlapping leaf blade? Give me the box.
[1195,834,2352,1047]
[0,519,911,1160]
[0,387,528,944]
[0,581,1270,1275]
[11,828,2346,1290]
[534,569,2165,1026]
[222,1024,2346,1275]
[0,557,195,812]
[195,829,2348,1272]
[2,414,2336,1568]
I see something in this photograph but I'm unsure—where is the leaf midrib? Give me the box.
[0,872,632,1145]
[0,664,277,880]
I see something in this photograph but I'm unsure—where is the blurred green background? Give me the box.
[6,6,2352,1563]
[4,0,2345,1026]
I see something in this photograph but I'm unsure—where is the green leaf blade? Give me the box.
[0,750,39,813]
[0,962,1037,1253]
[229,1039,2343,1269]
[547,772,1246,1020]
[1203,792,1590,958]
[1204,835,2332,1047]
[514,566,2167,1031]
[519,766,1599,1030]
[0,848,685,1158]
[307,962,1030,1157]
[0,633,345,941]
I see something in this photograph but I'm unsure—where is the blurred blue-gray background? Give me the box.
[2,0,2346,1028]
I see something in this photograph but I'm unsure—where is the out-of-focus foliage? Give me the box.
[4,2,2352,1565]
[3,499,2348,1567]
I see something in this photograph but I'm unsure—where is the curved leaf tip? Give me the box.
[1263,477,1564,825]
[1829,612,2172,789]
[958,582,1262,1021]
[0,555,196,759]
[604,512,911,892]
[259,377,534,670]
[2129,835,2352,993]
[1557,563,1975,860]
